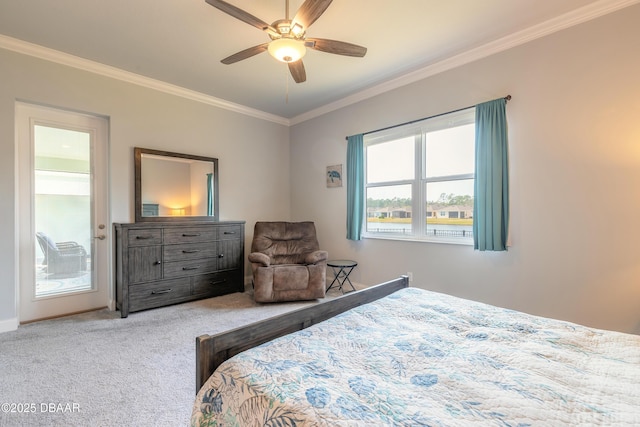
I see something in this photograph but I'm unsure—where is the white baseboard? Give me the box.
[0,317,19,333]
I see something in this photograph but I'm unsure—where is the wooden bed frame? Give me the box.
[195,275,409,392]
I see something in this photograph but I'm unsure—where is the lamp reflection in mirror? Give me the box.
[140,154,206,215]
[135,147,219,222]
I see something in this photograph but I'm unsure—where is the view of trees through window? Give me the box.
[366,189,474,238]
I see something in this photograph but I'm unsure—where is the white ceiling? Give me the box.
[0,0,636,123]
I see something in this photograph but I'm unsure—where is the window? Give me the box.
[364,108,475,243]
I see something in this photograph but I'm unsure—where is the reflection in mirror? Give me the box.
[134,148,219,222]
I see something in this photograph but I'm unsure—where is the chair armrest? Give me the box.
[57,243,87,256]
[248,252,271,267]
[305,250,328,265]
[56,241,79,248]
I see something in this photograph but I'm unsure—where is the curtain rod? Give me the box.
[345,95,511,140]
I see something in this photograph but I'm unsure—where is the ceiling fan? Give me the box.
[205,0,367,83]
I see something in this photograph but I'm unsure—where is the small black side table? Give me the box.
[326,260,357,293]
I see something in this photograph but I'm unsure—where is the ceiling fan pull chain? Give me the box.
[285,66,290,104]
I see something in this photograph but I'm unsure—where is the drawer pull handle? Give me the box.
[151,289,172,295]
[182,266,200,270]
[182,250,200,253]
[182,233,201,237]
[154,260,162,265]
[136,235,152,239]
[210,279,227,285]
[223,231,236,235]
[218,254,224,258]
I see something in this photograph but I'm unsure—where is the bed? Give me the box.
[192,276,640,426]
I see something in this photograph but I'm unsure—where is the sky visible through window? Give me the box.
[367,124,475,201]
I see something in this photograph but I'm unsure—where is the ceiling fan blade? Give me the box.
[288,60,307,83]
[292,0,333,30]
[306,38,367,57]
[205,0,277,34]
[221,43,269,64]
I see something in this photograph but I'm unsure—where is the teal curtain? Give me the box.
[473,98,509,251]
[206,173,213,217]
[346,134,364,240]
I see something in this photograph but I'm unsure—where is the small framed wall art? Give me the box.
[326,164,342,188]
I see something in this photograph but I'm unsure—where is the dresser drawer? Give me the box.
[128,278,191,311]
[128,229,162,246]
[164,227,217,244]
[163,242,218,262]
[218,225,242,240]
[192,271,238,296]
[163,258,218,278]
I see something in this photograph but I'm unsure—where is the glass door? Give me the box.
[17,103,109,323]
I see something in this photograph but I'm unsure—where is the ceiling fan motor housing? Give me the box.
[270,19,306,39]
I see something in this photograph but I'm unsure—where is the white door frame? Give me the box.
[15,102,112,323]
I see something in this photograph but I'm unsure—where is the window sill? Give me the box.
[363,234,473,246]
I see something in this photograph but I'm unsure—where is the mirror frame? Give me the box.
[134,147,219,222]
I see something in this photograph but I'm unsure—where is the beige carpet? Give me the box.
[0,285,361,427]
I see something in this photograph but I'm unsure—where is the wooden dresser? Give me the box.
[114,221,245,317]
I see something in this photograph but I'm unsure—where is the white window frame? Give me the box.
[363,108,475,244]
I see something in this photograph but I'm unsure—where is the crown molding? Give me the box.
[289,0,640,125]
[1,0,637,127]
[0,34,290,126]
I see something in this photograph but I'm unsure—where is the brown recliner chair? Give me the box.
[249,221,328,303]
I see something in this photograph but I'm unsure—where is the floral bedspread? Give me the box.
[192,287,640,426]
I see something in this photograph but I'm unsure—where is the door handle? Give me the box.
[95,224,106,240]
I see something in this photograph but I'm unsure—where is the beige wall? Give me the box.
[0,49,290,329]
[290,5,640,334]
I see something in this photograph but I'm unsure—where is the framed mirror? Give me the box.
[134,147,219,222]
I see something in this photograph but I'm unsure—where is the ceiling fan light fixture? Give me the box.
[268,38,306,63]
